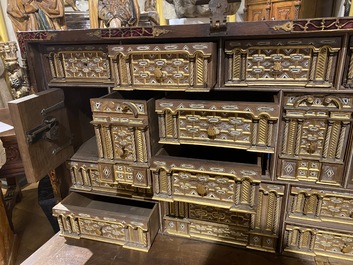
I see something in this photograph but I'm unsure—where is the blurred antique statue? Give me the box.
[0,42,30,100]
[65,0,80,11]
[89,0,140,28]
[7,0,67,32]
[163,0,240,19]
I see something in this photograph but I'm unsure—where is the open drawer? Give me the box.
[156,96,279,153]
[150,146,262,213]
[68,137,153,197]
[52,192,159,252]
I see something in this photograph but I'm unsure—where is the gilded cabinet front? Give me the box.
[225,38,340,88]
[43,45,111,84]
[109,43,216,91]
[284,225,353,260]
[90,95,158,165]
[151,157,261,213]
[278,94,353,186]
[288,186,353,227]
[156,99,279,153]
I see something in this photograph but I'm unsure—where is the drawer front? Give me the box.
[284,224,353,261]
[280,94,353,164]
[68,160,152,197]
[225,38,340,88]
[91,98,156,164]
[288,186,353,227]
[109,43,216,91]
[151,157,261,213]
[43,45,111,83]
[163,202,252,229]
[277,159,344,186]
[163,216,249,246]
[53,193,159,252]
[156,100,279,153]
[161,201,279,252]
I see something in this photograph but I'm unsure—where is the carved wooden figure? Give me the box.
[7,0,67,32]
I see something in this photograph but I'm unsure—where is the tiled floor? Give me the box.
[4,182,55,264]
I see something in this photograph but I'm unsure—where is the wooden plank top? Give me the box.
[21,233,322,265]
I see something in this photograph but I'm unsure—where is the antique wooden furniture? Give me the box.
[8,16,353,260]
[244,0,335,21]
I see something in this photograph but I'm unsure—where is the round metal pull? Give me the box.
[154,67,165,83]
[207,125,220,139]
[306,142,317,154]
[196,184,208,197]
[341,244,352,253]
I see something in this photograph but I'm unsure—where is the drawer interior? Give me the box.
[97,90,163,101]
[157,144,261,166]
[70,136,98,162]
[58,192,157,220]
[165,91,279,103]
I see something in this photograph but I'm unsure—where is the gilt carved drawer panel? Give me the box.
[287,186,353,228]
[284,224,353,261]
[68,137,152,197]
[42,45,111,84]
[277,94,353,186]
[224,38,340,88]
[108,43,216,91]
[151,152,261,213]
[278,159,344,186]
[161,202,250,246]
[156,99,279,153]
[90,93,159,165]
[52,192,159,252]
[163,213,250,246]
[160,182,284,252]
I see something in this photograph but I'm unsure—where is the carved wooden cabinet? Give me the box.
[9,18,353,260]
[244,0,334,21]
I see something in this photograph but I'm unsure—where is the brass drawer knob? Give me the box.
[341,244,352,253]
[207,125,220,139]
[117,145,127,158]
[306,142,317,154]
[197,184,208,197]
[154,67,165,83]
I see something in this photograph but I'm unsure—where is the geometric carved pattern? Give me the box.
[151,157,261,213]
[53,193,159,252]
[90,97,155,165]
[284,225,353,261]
[162,182,284,252]
[225,39,340,88]
[68,160,152,194]
[166,202,252,228]
[48,49,110,81]
[156,99,279,153]
[109,43,216,91]
[281,94,352,164]
[289,186,353,227]
[278,159,343,186]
